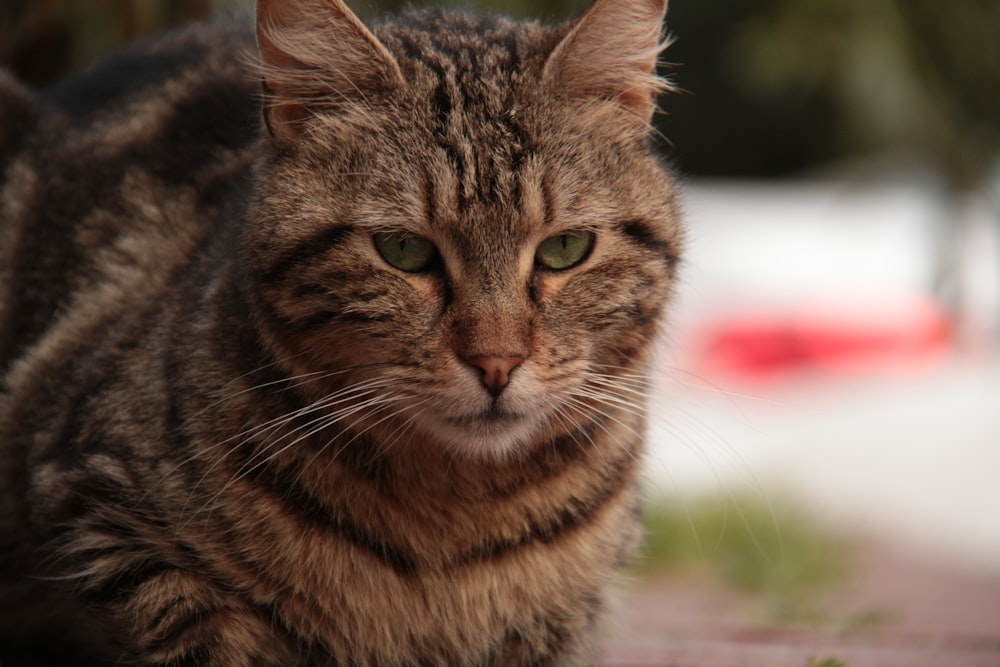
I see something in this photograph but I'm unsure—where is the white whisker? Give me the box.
[559,394,643,467]
[174,376,404,528]
[173,378,390,508]
[197,391,402,511]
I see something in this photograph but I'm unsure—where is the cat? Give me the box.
[0,0,682,664]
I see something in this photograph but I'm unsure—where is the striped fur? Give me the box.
[0,0,682,664]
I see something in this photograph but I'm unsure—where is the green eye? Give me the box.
[534,232,595,270]
[373,232,437,272]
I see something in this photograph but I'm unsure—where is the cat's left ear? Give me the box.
[543,0,670,127]
[255,0,404,144]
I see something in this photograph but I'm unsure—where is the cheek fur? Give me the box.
[254,246,448,373]
[550,257,666,332]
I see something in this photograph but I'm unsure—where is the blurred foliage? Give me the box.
[2,0,998,185]
[1,0,221,85]
[635,493,852,598]
[697,0,1000,188]
[633,493,884,630]
[806,658,847,667]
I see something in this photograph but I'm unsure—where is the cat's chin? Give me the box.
[417,408,546,461]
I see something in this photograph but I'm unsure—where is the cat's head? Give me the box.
[244,0,682,460]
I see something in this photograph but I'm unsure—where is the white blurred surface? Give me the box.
[646,178,1000,574]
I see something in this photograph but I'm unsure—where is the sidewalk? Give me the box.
[597,541,1000,667]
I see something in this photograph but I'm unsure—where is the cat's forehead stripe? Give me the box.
[381,17,540,212]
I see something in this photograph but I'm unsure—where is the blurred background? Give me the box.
[3,1,999,662]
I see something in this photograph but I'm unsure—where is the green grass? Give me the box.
[807,657,848,667]
[633,492,853,600]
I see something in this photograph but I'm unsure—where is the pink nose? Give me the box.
[466,355,524,397]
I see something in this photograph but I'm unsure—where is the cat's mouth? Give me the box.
[444,404,527,428]
[421,401,544,458]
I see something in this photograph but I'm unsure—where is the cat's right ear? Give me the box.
[255,0,404,144]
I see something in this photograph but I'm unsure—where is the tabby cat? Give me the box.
[0,0,682,664]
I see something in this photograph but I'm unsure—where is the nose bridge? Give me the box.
[452,266,531,359]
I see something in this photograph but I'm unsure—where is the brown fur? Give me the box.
[0,0,682,664]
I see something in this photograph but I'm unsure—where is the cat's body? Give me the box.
[0,0,681,664]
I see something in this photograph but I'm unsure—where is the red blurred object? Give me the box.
[695,293,952,384]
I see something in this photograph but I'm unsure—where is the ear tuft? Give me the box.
[544,0,672,127]
[256,0,403,144]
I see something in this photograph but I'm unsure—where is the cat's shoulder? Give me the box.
[1,19,260,167]
[0,69,39,171]
[40,20,258,121]
[0,19,262,366]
